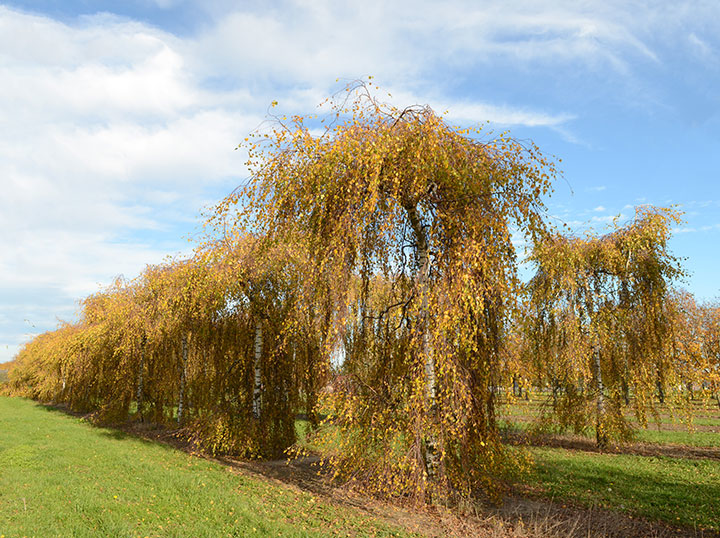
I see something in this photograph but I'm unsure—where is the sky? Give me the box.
[1,0,719,363]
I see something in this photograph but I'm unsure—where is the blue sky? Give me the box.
[1,0,719,363]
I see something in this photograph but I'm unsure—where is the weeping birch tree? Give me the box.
[526,206,684,447]
[214,83,558,501]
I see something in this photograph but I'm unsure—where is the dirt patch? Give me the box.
[505,431,720,461]
[220,455,715,538]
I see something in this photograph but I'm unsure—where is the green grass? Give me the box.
[634,428,720,447]
[498,396,720,449]
[0,397,414,538]
[501,417,720,448]
[529,447,720,532]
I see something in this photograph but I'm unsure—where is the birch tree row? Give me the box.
[6,84,716,503]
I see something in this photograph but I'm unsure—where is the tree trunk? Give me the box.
[593,344,608,448]
[622,379,630,406]
[136,339,145,422]
[177,335,188,425]
[657,377,665,404]
[405,202,434,400]
[585,280,607,449]
[253,321,263,420]
[404,201,438,483]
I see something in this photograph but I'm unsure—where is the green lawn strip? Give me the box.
[500,417,720,448]
[634,429,720,447]
[0,397,415,538]
[690,416,720,427]
[500,398,720,422]
[528,447,720,532]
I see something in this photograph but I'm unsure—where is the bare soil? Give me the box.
[504,431,720,462]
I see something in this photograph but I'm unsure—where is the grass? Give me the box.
[634,428,720,447]
[0,396,415,538]
[497,397,720,532]
[498,395,720,449]
[301,416,720,533]
[4,394,718,537]
[501,418,720,448]
[528,447,720,532]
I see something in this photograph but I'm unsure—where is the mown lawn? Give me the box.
[498,403,720,531]
[528,447,720,532]
[634,428,720,447]
[4,395,718,537]
[0,397,413,538]
[498,395,720,449]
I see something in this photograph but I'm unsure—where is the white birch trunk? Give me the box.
[177,335,188,425]
[253,321,263,419]
[136,341,145,419]
[405,202,434,400]
[593,343,607,447]
[405,201,438,480]
[585,281,607,448]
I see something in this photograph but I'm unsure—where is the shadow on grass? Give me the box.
[533,454,720,535]
[35,401,174,450]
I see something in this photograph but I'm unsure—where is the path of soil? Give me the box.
[44,404,719,538]
[504,431,720,462]
[123,421,717,538]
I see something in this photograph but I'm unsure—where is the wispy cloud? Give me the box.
[2,0,720,359]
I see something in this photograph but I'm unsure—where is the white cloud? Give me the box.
[2,0,720,358]
[186,1,635,97]
[440,101,574,128]
[0,7,247,358]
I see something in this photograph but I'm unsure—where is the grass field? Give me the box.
[0,396,413,538]
[497,396,720,533]
[2,394,719,537]
[528,448,720,531]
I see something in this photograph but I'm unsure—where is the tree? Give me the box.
[525,206,684,447]
[701,301,720,408]
[214,82,558,501]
